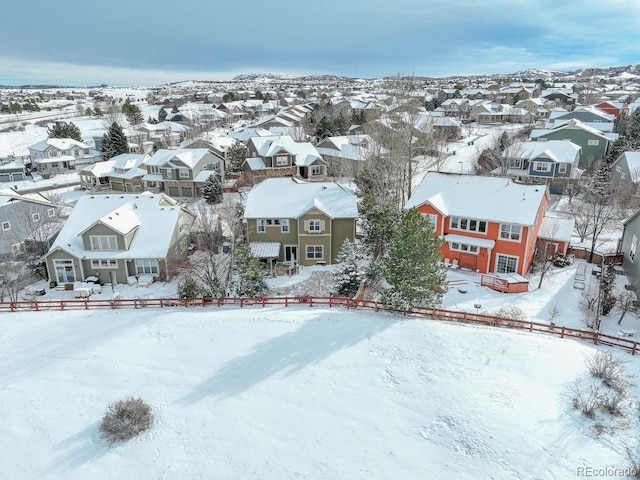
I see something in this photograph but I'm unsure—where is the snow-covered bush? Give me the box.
[586,351,631,394]
[100,396,153,443]
[332,239,362,298]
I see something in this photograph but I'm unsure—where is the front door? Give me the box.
[54,259,76,283]
[284,245,298,265]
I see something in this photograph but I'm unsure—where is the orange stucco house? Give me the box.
[405,172,552,292]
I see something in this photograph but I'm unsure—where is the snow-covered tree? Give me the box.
[380,208,446,311]
[227,142,247,173]
[332,238,362,297]
[101,122,129,160]
[47,121,82,141]
[202,174,223,204]
[158,106,168,123]
[231,241,267,297]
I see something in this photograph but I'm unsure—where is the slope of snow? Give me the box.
[1,306,638,479]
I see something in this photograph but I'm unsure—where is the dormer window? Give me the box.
[90,235,118,250]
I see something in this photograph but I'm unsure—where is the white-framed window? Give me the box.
[2,221,10,231]
[508,158,523,169]
[135,259,159,274]
[311,165,324,175]
[587,139,600,146]
[84,149,90,155]
[281,219,289,232]
[500,224,521,241]
[450,217,486,233]
[54,259,76,283]
[450,242,479,254]
[11,242,21,254]
[32,212,40,222]
[616,166,622,173]
[306,245,323,259]
[47,208,56,217]
[90,235,118,250]
[73,149,79,157]
[421,213,438,228]
[533,162,551,172]
[90,259,118,269]
[257,219,265,233]
[309,219,321,232]
[631,235,638,262]
[557,163,567,174]
[496,254,518,273]
[621,172,626,180]
[275,156,288,166]
[166,169,173,178]
[179,169,189,178]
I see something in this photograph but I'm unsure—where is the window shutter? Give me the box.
[319,220,325,232]
[304,220,310,232]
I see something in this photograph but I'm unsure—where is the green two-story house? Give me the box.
[243,177,358,266]
[142,148,224,198]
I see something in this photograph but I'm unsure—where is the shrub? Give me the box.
[586,351,631,394]
[100,396,153,443]
[569,379,602,419]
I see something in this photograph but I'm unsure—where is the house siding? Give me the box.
[81,224,126,251]
[537,129,608,168]
[622,214,640,293]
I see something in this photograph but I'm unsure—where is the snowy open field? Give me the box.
[1,305,639,480]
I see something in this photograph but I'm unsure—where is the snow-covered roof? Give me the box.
[146,148,212,169]
[443,233,496,249]
[250,135,321,166]
[250,242,281,258]
[29,138,90,151]
[538,216,574,243]
[243,178,358,219]
[531,119,611,140]
[46,192,194,260]
[503,140,581,163]
[405,172,547,226]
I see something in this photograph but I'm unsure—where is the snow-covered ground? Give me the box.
[1,305,639,479]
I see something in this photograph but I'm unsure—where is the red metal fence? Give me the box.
[1,295,638,356]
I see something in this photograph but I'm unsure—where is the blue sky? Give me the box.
[1,0,639,86]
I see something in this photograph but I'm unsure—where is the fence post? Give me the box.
[285,297,288,307]
[134,299,138,309]
[60,300,64,311]
[309,297,313,308]
[10,302,15,312]
[561,326,565,339]
[329,297,332,308]
[594,332,599,345]
[262,297,265,307]
[633,342,637,356]
[240,298,244,308]
[85,299,89,310]
[34,300,39,312]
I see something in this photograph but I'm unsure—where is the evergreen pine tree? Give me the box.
[231,241,267,297]
[47,121,82,141]
[600,263,617,316]
[158,106,168,122]
[171,105,179,114]
[380,208,446,311]
[228,142,247,172]
[101,122,129,160]
[202,174,223,204]
[332,239,362,297]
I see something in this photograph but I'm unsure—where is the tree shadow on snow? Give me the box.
[41,421,111,476]
[178,312,396,405]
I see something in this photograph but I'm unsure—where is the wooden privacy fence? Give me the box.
[2,295,639,356]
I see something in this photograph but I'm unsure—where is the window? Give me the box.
[90,235,118,250]
[84,149,90,155]
[179,169,190,178]
[450,242,478,254]
[311,165,324,175]
[616,166,622,173]
[135,259,159,274]
[166,169,173,178]
[557,163,567,174]
[309,219,321,232]
[11,243,21,254]
[275,156,288,166]
[257,219,265,233]
[621,172,626,180]
[450,217,486,233]
[500,224,521,241]
[587,139,600,146]
[47,208,56,217]
[32,212,40,222]
[508,158,523,169]
[306,245,323,259]
[631,235,638,262]
[90,259,118,269]
[2,221,10,231]
[73,149,79,157]
[421,213,438,227]
[533,162,551,172]
[496,254,518,273]
[266,219,273,226]
[281,219,289,232]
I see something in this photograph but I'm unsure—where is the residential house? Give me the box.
[0,158,28,183]
[245,135,327,181]
[536,215,575,257]
[243,178,358,267]
[42,192,195,285]
[548,106,614,124]
[28,138,100,172]
[540,89,578,107]
[79,154,149,192]
[621,209,640,292]
[469,103,533,124]
[594,101,628,118]
[316,135,374,176]
[515,98,554,119]
[142,148,224,198]
[500,140,582,185]
[611,151,640,193]
[531,119,616,169]
[0,189,61,256]
[404,172,552,291]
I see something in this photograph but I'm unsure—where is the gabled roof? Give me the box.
[29,138,90,152]
[502,140,581,163]
[243,178,358,219]
[404,172,547,226]
[249,135,321,166]
[531,119,612,141]
[44,192,195,260]
[538,216,575,243]
[614,152,640,184]
[146,148,213,169]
